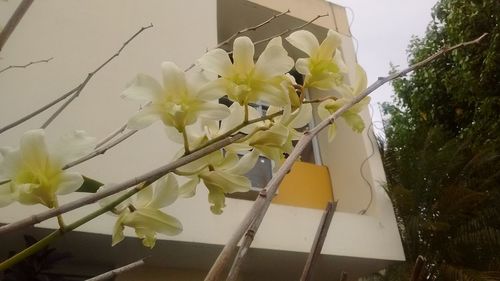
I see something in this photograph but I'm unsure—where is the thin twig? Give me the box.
[203,33,489,281]
[0,133,245,235]
[217,9,290,48]
[63,129,138,169]
[94,124,128,149]
[251,13,329,49]
[0,0,33,52]
[184,10,290,72]
[0,24,153,135]
[85,258,146,281]
[299,202,337,281]
[40,24,154,129]
[0,57,53,74]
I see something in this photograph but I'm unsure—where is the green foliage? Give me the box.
[380,0,500,280]
[2,235,71,281]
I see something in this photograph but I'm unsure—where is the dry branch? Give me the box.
[203,33,489,281]
[40,24,153,129]
[299,202,337,281]
[0,24,153,135]
[0,57,53,74]
[0,0,33,52]
[85,258,146,281]
[0,133,245,235]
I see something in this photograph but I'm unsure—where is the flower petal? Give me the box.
[353,64,368,95]
[317,30,342,59]
[121,74,162,102]
[197,79,228,100]
[52,130,96,165]
[207,186,225,215]
[126,105,162,130]
[233,36,255,73]
[112,212,127,246]
[295,58,310,75]
[125,208,183,236]
[179,177,199,198]
[286,30,319,56]
[197,102,230,120]
[56,172,84,195]
[149,174,179,209]
[198,49,233,77]
[328,123,337,141]
[343,112,365,133]
[136,184,153,208]
[161,62,187,96]
[226,150,259,175]
[19,129,50,172]
[255,37,294,77]
[289,103,312,128]
[256,84,289,106]
[201,170,250,194]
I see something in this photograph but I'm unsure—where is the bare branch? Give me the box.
[0,24,153,135]
[94,124,128,149]
[299,202,337,281]
[0,133,245,235]
[203,33,489,281]
[252,13,329,48]
[216,9,290,48]
[63,129,138,169]
[85,258,146,281]
[184,10,290,72]
[40,24,154,129]
[0,0,33,52]
[0,57,53,74]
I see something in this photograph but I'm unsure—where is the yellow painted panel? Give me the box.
[272,161,333,209]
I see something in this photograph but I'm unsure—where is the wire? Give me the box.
[358,104,378,215]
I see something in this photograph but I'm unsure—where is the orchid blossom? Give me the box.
[198,36,294,107]
[100,175,182,248]
[318,64,370,140]
[286,30,347,91]
[0,129,95,208]
[122,62,230,133]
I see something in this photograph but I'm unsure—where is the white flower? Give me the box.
[286,30,347,90]
[0,129,95,208]
[318,65,370,141]
[176,150,259,214]
[198,36,294,106]
[122,62,230,132]
[100,175,182,248]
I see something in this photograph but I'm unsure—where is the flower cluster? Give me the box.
[0,29,370,249]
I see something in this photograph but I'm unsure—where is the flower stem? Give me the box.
[244,104,249,122]
[0,184,146,271]
[182,129,190,154]
[53,199,66,230]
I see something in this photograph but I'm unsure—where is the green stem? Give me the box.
[244,104,249,122]
[182,128,190,154]
[0,184,145,271]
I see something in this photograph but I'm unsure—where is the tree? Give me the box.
[380,0,500,280]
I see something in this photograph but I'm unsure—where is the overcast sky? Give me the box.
[329,0,438,134]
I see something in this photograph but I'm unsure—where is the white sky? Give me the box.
[329,0,438,134]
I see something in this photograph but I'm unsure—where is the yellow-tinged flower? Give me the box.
[317,65,370,141]
[198,36,294,106]
[286,30,347,90]
[176,149,259,214]
[122,62,230,132]
[0,129,95,208]
[100,175,182,248]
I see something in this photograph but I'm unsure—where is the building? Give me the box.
[0,0,405,280]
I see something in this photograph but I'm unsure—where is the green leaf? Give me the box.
[76,176,104,193]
